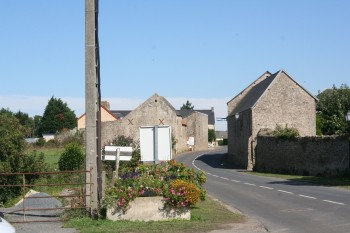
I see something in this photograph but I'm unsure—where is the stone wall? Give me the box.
[255,131,349,176]
[185,112,208,151]
[227,109,252,168]
[252,72,316,137]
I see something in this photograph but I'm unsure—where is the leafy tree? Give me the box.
[208,129,216,143]
[316,84,350,135]
[38,97,77,135]
[181,100,194,110]
[0,108,13,117]
[14,110,34,137]
[0,112,48,204]
[32,115,42,137]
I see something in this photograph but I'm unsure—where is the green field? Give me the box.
[25,147,64,169]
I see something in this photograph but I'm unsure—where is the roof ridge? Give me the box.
[226,71,271,105]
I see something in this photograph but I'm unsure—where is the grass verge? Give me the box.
[25,147,64,169]
[64,196,244,233]
[247,172,350,190]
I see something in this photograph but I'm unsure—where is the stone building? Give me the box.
[77,101,118,130]
[227,69,317,170]
[178,108,215,130]
[78,94,209,153]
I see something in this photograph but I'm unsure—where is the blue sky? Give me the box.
[1,1,350,130]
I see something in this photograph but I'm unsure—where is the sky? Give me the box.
[1,1,350,131]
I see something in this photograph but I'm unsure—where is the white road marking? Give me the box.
[323,200,345,205]
[231,179,241,183]
[260,186,274,190]
[277,190,294,195]
[244,182,256,186]
[298,194,317,199]
[191,154,345,207]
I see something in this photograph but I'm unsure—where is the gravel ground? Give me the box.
[0,192,78,233]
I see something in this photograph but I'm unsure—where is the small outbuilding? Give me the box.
[227,69,318,170]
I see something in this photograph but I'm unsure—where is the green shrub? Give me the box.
[22,151,50,184]
[35,138,46,147]
[58,142,85,171]
[273,125,300,139]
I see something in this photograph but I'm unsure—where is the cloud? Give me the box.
[0,95,229,131]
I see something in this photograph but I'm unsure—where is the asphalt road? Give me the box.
[176,147,350,233]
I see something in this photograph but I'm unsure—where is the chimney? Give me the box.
[101,101,110,110]
[211,107,214,112]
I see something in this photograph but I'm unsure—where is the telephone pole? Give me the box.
[85,0,102,216]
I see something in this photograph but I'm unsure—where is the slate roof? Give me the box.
[177,109,215,125]
[110,110,131,119]
[230,72,277,115]
[111,108,215,126]
[228,69,317,117]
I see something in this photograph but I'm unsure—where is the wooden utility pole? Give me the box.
[85,0,102,216]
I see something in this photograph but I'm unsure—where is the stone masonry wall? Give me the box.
[100,94,207,154]
[185,112,208,151]
[255,132,349,176]
[227,109,251,169]
[252,72,316,138]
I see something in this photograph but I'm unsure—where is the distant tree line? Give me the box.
[1,96,77,138]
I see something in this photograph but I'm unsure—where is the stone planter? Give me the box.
[107,196,191,221]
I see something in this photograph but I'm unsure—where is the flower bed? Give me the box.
[103,160,206,221]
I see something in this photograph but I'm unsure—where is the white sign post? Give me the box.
[102,146,133,182]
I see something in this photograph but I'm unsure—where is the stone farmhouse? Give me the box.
[78,93,212,153]
[227,69,318,170]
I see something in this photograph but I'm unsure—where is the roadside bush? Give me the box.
[35,138,46,147]
[56,129,84,146]
[273,125,300,139]
[58,142,85,171]
[23,151,50,184]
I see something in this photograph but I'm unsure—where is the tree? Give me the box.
[316,84,350,135]
[38,97,77,136]
[0,112,49,204]
[208,129,216,143]
[14,110,34,137]
[181,100,194,110]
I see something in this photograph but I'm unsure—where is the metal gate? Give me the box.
[0,169,92,223]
